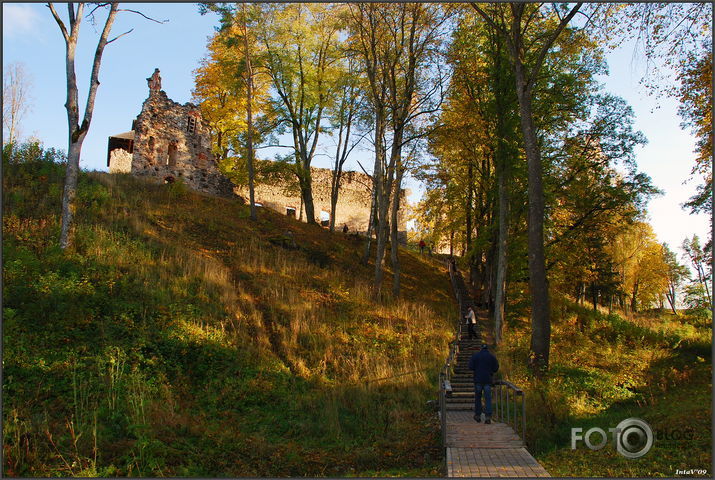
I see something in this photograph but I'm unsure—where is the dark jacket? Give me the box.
[468,348,499,385]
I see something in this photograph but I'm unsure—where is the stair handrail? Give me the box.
[440,259,465,446]
[492,379,527,443]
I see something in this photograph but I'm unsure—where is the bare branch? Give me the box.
[106,28,133,44]
[68,2,75,26]
[81,2,119,129]
[116,8,168,24]
[86,3,111,21]
[47,3,70,42]
[70,3,84,38]
[356,160,373,178]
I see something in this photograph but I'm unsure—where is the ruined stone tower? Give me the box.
[107,68,235,197]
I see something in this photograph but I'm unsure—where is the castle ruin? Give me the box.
[107,69,234,197]
[108,69,408,235]
[234,168,409,233]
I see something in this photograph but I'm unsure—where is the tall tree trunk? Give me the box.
[301,167,316,224]
[373,170,393,298]
[471,0,583,373]
[591,282,598,311]
[514,65,550,371]
[666,283,678,314]
[391,165,405,297]
[492,30,511,345]
[329,176,340,232]
[698,265,712,305]
[494,160,509,344]
[363,115,385,264]
[59,139,85,248]
[631,280,639,313]
[243,7,257,221]
[372,121,394,299]
[52,2,118,250]
[466,158,473,251]
[362,192,377,264]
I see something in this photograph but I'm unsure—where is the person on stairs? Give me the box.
[468,343,499,424]
[464,306,477,340]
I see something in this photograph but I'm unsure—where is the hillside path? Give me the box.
[443,264,549,477]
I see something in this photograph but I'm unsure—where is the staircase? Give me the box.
[443,260,483,412]
[440,261,549,477]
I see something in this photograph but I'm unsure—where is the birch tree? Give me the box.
[2,62,33,146]
[49,2,160,249]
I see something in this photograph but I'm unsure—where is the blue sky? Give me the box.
[2,2,709,260]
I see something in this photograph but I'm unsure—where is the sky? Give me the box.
[2,2,710,262]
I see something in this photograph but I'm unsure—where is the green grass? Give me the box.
[2,142,452,477]
[5,142,710,477]
[489,290,712,477]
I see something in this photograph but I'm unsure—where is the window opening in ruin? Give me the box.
[148,136,156,162]
[167,142,178,167]
[286,207,296,218]
[319,210,330,227]
[187,116,197,134]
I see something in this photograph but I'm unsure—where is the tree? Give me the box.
[257,3,343,225]
[2,61,33,145]
[679,45,712,238]
[607,222,670,313]
[347,4,390,266]
[327,56,365,232]
[682,235,712,307]
[595,3,713,280]
[49,3,161,249]
[197,3,274,221]
[349,3,448,298]
[49,3,120,249]
[470,2,583,371]
[193,30,247,163]
[663,244,690,314]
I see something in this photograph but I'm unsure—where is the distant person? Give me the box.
[468,344,499,424]
[419,239,426,255]
[465,306,477,340]
[342,224,349,234]
[428,242,434,256]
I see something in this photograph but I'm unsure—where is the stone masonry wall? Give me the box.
[130,90,234,197]
[235,167,409,232]
[108,149,132,173]
[108,71,410,231]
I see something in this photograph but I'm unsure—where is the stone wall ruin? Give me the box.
[234,168,409,234]
[108,69,409,237]
[107,69,234,197]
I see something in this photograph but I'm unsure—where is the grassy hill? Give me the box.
[3,143,455,476]
[491,293,712,477]
[3,143,711,477]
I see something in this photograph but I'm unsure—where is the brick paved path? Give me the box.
[445,412,549,477]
